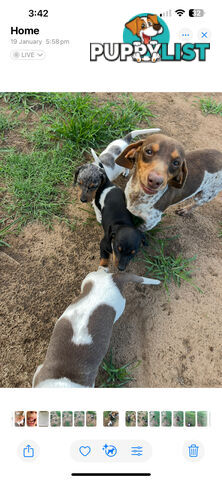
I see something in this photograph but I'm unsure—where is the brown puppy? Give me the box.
[115,133,222,230]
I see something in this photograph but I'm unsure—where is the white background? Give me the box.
[2,388,221,480]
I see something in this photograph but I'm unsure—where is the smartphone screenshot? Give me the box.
[0,1,221,479]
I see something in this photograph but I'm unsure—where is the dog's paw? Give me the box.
[122,168,129,177]
[132,53,142,63]
[151,53,161,63]
[95,213,102,223]
[176,207,190,216]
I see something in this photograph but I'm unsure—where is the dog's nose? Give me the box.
[80,197,87,203]
[118,264,126,271]
[148,172,164,189]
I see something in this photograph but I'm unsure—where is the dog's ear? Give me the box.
[73,165,87,185]
[125,17,142,36]
[169,159,188,189]
[147,14,158,25]
[73,166,82,185]
[115,140,144,169]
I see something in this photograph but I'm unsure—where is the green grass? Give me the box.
[74,411,85,427]
[218,223,222,238]
[99,350,141,388]
[0,93,155,226]
[0,92,64,113]
[197,411,207,427]
[0,217,21,247]
[197,96,222,116]
[149,411,160,426]
[185,411,196,427]
[0,112,20,139]
[125,411,136,426]
[48,94,154,153]
[173,411,184,426]
[161,411,172,426]
[1,149,72,222]
[143,236,202,294]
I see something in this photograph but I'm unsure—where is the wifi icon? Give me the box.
[175,9,185,16]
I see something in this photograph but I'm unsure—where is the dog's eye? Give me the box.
[172,159,180,166]
[88,185,97,190]
[146,148,152,156]
[142,23,146,28]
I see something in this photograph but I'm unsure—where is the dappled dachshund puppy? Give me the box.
[74,162,106,205]
[33,267,160,388]
[115,133,222,231]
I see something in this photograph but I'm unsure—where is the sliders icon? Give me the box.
[131,446,143,456]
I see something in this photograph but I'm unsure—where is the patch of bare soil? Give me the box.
[0,93,222,388]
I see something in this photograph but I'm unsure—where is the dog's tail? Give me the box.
[113,272,160,290]
[123,128,161,144]
[91,148,100,165]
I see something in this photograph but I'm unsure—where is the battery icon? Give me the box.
[189,9,205,17]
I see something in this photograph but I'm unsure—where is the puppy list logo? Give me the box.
[90,12,210,62]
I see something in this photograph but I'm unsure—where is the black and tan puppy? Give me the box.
[75,164,145,270]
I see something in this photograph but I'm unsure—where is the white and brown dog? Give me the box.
[125,14,163,63]
[115,133,222,231]
[33,267,160,388]
[90,129,160,181]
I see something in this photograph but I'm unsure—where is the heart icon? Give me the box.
[79,446,91,457]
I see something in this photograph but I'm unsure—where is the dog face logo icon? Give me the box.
[90,11,210,62]
[123,12,170,62]
[125,15,163,44]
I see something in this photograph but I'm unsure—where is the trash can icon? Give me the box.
[188,444,199,457]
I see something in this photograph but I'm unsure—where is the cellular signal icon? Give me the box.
[175,9,186,16]
[160,10,172,17]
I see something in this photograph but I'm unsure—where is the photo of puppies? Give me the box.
[86,411,97,427]
[26,411,37,427]
[1,92,222,389]
[14,411,25,427]
[161,411,172,427]
[50,411,61,427]
[125,411,136,427]
[197,411,208,427]
[185,411,196,427]
[103,411,119,427]
[74,411,85,427]
[149,411,160,427]
[137,411,148,427]
[62,411,73,427]
[173,411,184,427]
